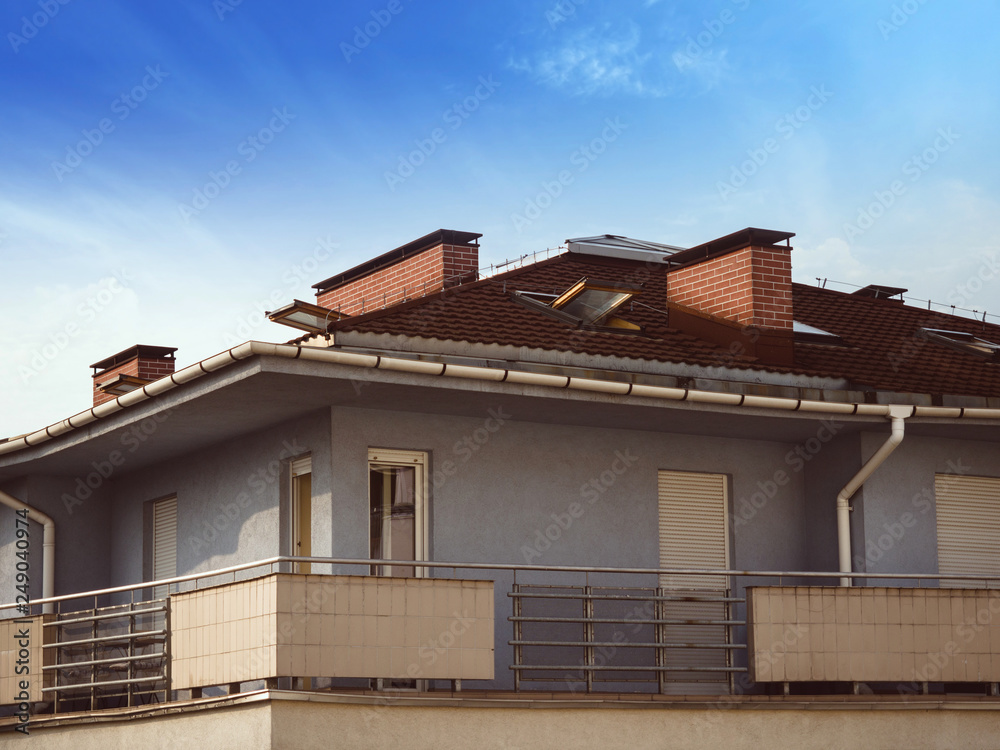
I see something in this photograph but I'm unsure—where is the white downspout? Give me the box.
[837,411,908,587]
[0,490,55,613]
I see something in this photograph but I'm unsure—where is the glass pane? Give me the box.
[370,465,416,577]
[559,289,630,324]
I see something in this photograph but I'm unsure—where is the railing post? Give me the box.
[584,585,594,694]
[128,603,135,707]
[512,582,521,693]
[726,583,734,696]
[90,601,97,712]
[655,586,666,695]
[164,596,172,704]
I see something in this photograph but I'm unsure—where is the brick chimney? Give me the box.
[665,228,795,365]
[313,229,481,315]
[91,345,177,406]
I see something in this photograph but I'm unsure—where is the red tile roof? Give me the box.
[330,252,1000,399]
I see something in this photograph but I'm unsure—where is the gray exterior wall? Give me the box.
[859,433,1000,580]
[5,379,1000,689]
[1,474,111,612]
[106,408,331,588]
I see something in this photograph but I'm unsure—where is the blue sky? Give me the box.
[1,0,999,435]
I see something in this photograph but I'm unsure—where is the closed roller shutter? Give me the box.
[152,496,177,597]
[658,471,729,589]
[935,474,1000,588]
[658,471,730,694]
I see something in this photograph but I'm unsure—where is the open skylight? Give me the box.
[793,320,845,346]
[918,328,1000,360]
[267,299,348,333]
[513,277,643,330]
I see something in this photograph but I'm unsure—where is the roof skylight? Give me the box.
[267,299,347,333]
[918,328,1000,360]
[513,277,642,330]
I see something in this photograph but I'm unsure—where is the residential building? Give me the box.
[3,226,1000,747]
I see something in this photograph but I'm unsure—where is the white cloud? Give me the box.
[510,22,672,97]
[791,236,870,287]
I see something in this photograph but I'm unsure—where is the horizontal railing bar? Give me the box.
[5,554,1000,612]
[509,616,745,626]
[44,606,166,627]
[44,653,166,671]
[511,665,747,673]
[508,592,744,603]
[509,640,745,649]
[43,630,166,649]
[42,676,166,692]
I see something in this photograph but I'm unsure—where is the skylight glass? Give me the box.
[793,321,838,337]
[550,278,640,326]
[512,277,643,331]
[919,328,1000,359]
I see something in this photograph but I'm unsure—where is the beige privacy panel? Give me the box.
[170,573,494,690]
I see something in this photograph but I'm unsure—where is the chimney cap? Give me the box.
[666,227,795,269]
[312,229,482,294]
[91,345,177,373]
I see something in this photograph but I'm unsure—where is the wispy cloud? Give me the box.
[509,22,672,98]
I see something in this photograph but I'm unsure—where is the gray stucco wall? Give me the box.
[802,431,864,576]
[1,474,111,614]
[108,408,331,588]
[859,433,1000,580]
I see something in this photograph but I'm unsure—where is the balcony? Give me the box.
[3,557,1000,723]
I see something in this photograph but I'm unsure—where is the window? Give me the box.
[512,277,642,330]
[290,456,312,574]
[267,299,347,333]
[918,328,1000,360]
[151,496,177,599]
[368,449,428,577]
[935,473,1000,587]
[658,470,730,695]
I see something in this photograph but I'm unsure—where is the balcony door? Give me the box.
[368,449,428,577]
[290,456,312,574]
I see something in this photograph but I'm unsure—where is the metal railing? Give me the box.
[5,556,1000,710]
[42,599,169,712]
[510,583,744,693]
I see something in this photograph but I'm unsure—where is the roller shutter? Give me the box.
[152,496,177,597]
[935,474,1000,588]
[658,471,730,694]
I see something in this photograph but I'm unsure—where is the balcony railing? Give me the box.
[4,557,1000,713]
